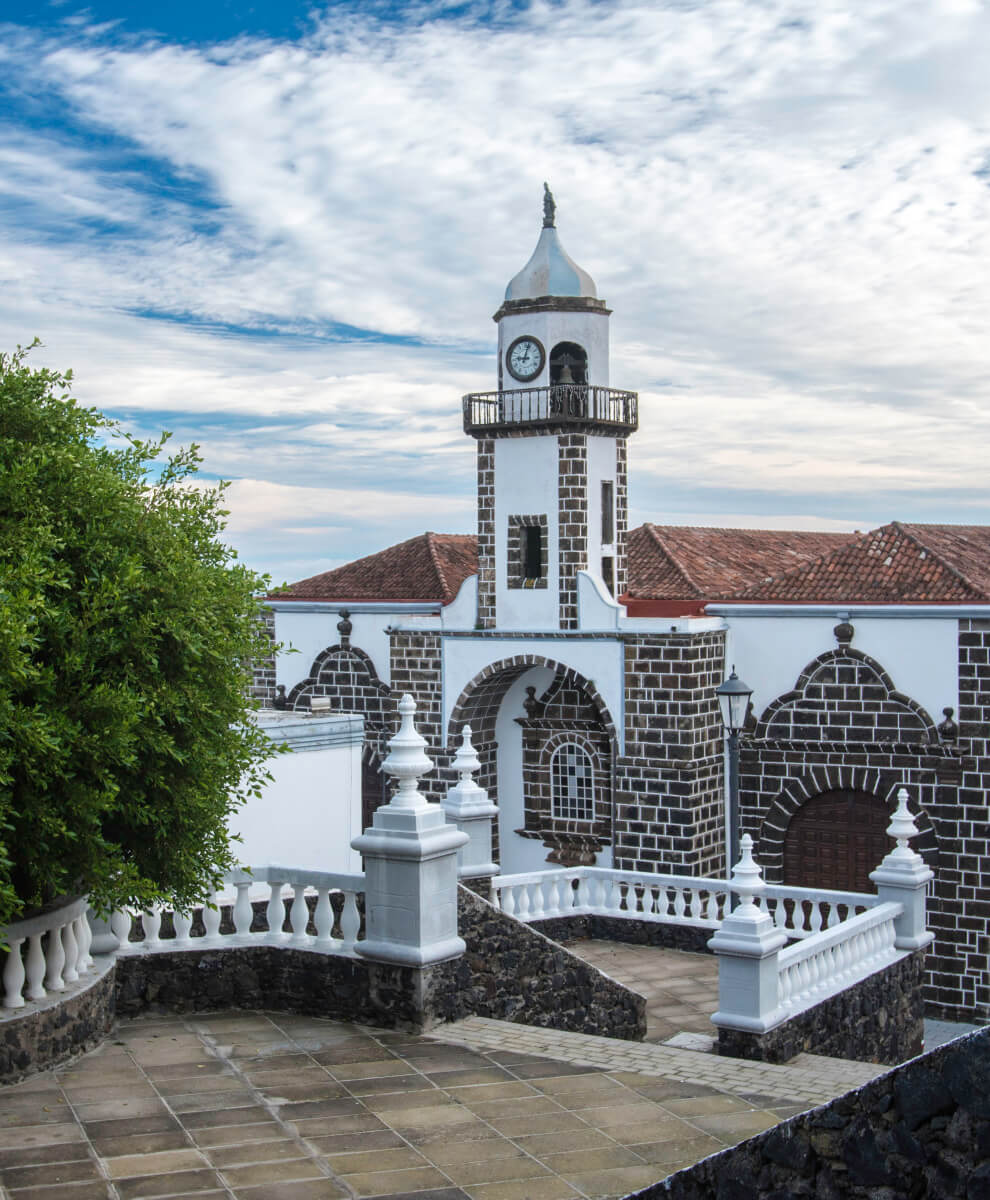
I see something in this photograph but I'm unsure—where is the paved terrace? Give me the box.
[0,956,886,1200]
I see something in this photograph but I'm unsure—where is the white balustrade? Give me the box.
[491,867,733,930]
[110,867,366,960]
[0,896,93,1010]
[776,903,901,1016]
[490,866,880,941]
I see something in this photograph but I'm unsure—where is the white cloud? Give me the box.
[2,0,990,577]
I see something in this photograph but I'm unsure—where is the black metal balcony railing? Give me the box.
[462,385,639,436]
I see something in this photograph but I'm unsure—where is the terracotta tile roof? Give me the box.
[279,532,478,604]
[278,523,990,607]
[625,525,853,601]
[739,522,990,602]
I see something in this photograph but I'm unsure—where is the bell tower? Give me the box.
[463,187,638,631]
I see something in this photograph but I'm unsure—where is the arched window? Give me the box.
[551,744,594,821]
[549,341,588,384]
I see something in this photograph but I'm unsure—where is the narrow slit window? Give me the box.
[601,481,614,544]
[524,525,543,580]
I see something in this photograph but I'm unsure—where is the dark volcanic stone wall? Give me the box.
[117,885,646,1041]
[717,949,926,1066]
[531,913,714,954]
[628,1026,990,1200]
[0,960,115,1083]
[426,886,646,1039]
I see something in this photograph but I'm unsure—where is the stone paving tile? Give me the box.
[0,981,890,1200]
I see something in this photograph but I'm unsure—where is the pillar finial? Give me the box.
[382,694,433,810]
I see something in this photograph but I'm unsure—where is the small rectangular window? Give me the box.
[601,481,614,544]
[524,526,543,580]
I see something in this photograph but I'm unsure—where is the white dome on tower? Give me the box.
[504,186,598,302]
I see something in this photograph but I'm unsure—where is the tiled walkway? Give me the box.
[561,941,720,1045]
[0,1009,824,1200]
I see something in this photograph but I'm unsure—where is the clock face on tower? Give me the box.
[506,335,545,383]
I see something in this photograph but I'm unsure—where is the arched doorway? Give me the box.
[783,789,891,893]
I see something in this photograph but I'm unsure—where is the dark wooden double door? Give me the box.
[782,789,890,894]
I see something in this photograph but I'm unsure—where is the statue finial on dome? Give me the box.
[543,182,556,228]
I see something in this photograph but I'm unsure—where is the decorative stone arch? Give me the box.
[756,647,938,744]
[447,655,618,751]
[755,765,939,885]
[447,655,619,866]
[286,642,392,827]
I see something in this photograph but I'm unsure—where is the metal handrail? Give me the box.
[463,385,638,432]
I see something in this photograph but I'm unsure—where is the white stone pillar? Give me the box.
[708,835,788,1033]
[352,694,469,966]
[869,786,934,951]
[441,725,499,880]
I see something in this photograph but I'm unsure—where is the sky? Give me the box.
[2,0,989,584]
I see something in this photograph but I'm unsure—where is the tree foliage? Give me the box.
[0,344,274,929]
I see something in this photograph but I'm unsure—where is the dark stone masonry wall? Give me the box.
[427,886,646,1039]
[249,607,277,706]
[557,433,589,631]
[389,631,446,803]
[616,630,726,876]
[741,625,990,1024]
[0,959,115,1084]
[476,438,496,629]
[530,913,714,955]
[718,949,925,1066]
[629,1025,990,1200]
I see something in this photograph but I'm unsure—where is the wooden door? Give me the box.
[783,790,890,893]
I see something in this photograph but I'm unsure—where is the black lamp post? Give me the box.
[716,667,753,876]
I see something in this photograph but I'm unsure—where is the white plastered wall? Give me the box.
[494,436,560,630]
[497,309,610,388]
[232,716,363,874]
[274,609,399,689]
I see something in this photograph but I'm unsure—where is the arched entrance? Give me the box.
[448,656,618,872]
[783,789,891,893]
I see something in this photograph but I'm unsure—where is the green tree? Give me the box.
[0,343,274,929]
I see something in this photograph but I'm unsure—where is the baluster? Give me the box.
[517,883,531,922]
[491,884,502,912]
[289,885,311,945]
[529,882,545,920]
[44,927,65,992]
[549,876,564,917]
[689,889,703,921]
[61,920,79,983]
[704,891,718,923]
[110,909,132,947]
[502,886,517,918]
[779,964,793,1008]
[339,891,360,951]
[826,903,839,928]
[25,935,46,999]
[314,888,334,946]
[3,938,25,1008]
[233,882,254,939]
[265,882,287,943]
[202,892,222,943]
[809,902,823,933]
[75,914,93,971]
[575,873,590,910]
[773,899,788,932]
[142,905,162,948]
[173,909,193,946]
[673,887,686,919]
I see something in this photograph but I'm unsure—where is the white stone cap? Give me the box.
[505,225,597,301]
[251,710,364,753]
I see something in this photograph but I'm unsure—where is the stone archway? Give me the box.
[447,655,619,869]
[757,766,939,887]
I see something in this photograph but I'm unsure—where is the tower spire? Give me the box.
[543,182,556,228]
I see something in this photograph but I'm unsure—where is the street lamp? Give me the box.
[715,667,753,876]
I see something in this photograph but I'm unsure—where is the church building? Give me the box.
[254,192,990,1026]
